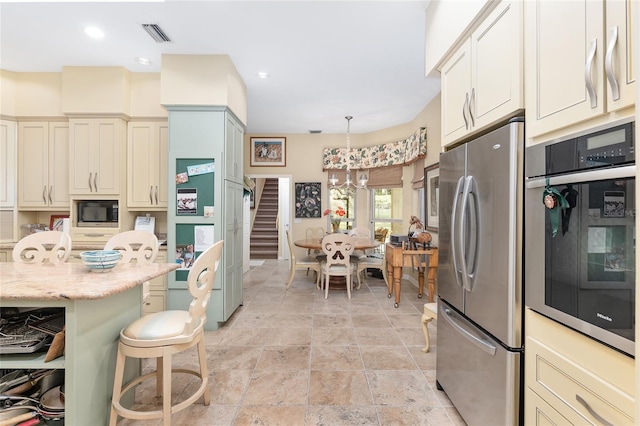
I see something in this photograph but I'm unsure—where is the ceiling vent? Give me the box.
[141,23,172,43]
[309,130,322,134]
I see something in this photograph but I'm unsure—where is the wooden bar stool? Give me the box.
[109,240,224,426]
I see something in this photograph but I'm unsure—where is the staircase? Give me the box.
[250,178,279,259]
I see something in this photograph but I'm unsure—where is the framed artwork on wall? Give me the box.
[250,137,286,166]
[295,182,321,218]
[425,163,439,231]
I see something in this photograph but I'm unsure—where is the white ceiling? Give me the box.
[0,1,440,135]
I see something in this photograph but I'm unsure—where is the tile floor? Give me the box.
[119,260,466,425]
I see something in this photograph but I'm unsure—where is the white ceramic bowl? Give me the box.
[80,250,122,272]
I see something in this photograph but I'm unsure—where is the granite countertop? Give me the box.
[0,262,179,301]
[0,243,168,251]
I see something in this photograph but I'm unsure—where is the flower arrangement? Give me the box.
[323,206,346,232]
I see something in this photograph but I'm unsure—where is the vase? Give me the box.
[331,222,340,233]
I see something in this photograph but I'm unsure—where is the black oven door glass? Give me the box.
[544,178,635,342]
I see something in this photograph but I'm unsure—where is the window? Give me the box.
[328,187,355,231]
[370,188,403,240]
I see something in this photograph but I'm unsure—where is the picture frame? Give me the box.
[425,163,439,231]
[49,215,69,231]
[295,182,321,218]
[250,137,286,167]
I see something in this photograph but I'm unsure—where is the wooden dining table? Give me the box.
[293,237,381,290]
[293,237,380,252]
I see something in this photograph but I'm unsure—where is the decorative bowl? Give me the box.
[79,250,122,272]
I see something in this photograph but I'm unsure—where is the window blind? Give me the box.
[411,158,425,189]
[366,165,403,189]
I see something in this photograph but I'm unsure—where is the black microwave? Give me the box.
[77,200,119,227]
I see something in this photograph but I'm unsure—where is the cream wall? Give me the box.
[245,92,442,250]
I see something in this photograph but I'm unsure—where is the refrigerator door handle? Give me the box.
[440,304,497,356]
[464,176,480,290]
[451,176,465,289]
[458,176,475,291]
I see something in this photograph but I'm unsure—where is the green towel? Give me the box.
[542,181,569,237]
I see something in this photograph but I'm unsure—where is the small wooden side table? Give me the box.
[385,243,438,307]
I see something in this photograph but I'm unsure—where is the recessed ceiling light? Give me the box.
[85,26,104,39]
[135,57,152,66]
[256,72,270,79]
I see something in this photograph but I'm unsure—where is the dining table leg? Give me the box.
[392,265,402,308]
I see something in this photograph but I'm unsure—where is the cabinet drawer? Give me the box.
[149,252,167,291]
[526,337,634,425]
[526,387,573,426]
[143,292,165,315]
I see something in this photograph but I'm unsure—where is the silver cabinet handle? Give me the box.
[48,186,53,204]
[149,186,153,204]
[155,186,159,204]
[88,172,93,192]
[469,88,475,127]
[93,173,98,192]
[462,93,469,130]
[585,38,597,108]
[575,394,614,426]
[605,26,620,101]
[42,186,47,204]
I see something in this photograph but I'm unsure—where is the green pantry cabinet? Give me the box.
[166,107,244,329]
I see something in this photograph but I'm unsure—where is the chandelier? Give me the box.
[329,116,368,190]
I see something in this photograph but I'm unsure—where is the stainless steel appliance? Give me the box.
[77,200,119,227]
[436,117,524,426]
[525,118,635,357]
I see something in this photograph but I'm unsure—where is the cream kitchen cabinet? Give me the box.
[0,120,17,209]
[441,0,523,148]
[0,120,16,208]
[127,121,168,209]
[525,309,635,425]
[18,121,69,210]
[143,251,168,314]
[69,118,125,195]
[524,0,636,139]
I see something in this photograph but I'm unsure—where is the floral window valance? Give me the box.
[323,127,426,170]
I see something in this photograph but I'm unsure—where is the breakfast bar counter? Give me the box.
[0,262,179,425]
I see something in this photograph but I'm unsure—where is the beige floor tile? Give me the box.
[359,345,418,370]
[306,405,379,425]
[234,405,306,426]
[243,370,309,405]
[308,371,373,405]
[255,345,311,370]
[265,327,312,345]
[311,326,357,345]
[310,345,364,370]
[354,327,402,346]
[366,370,440,406]
[376,406,454,425]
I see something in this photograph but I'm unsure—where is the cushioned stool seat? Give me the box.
[109,241,224,426]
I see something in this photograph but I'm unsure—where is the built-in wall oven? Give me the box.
[525,118,635,357]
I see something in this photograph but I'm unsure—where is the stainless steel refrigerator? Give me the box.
[436,117,524,426]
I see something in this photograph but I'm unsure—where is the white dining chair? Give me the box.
[12,231,72,264]
[286,230,321,289]
[320,233,357,299]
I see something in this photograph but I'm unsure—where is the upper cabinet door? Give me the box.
[524,0,605,138]
[471,0,523,129]
[441,0,524,148]
[69,118,124,195]
[127,121,168,209]
[18,122,69,210]
[441,39,472,146]
[0,120,16,208]
[604,0,636,112]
